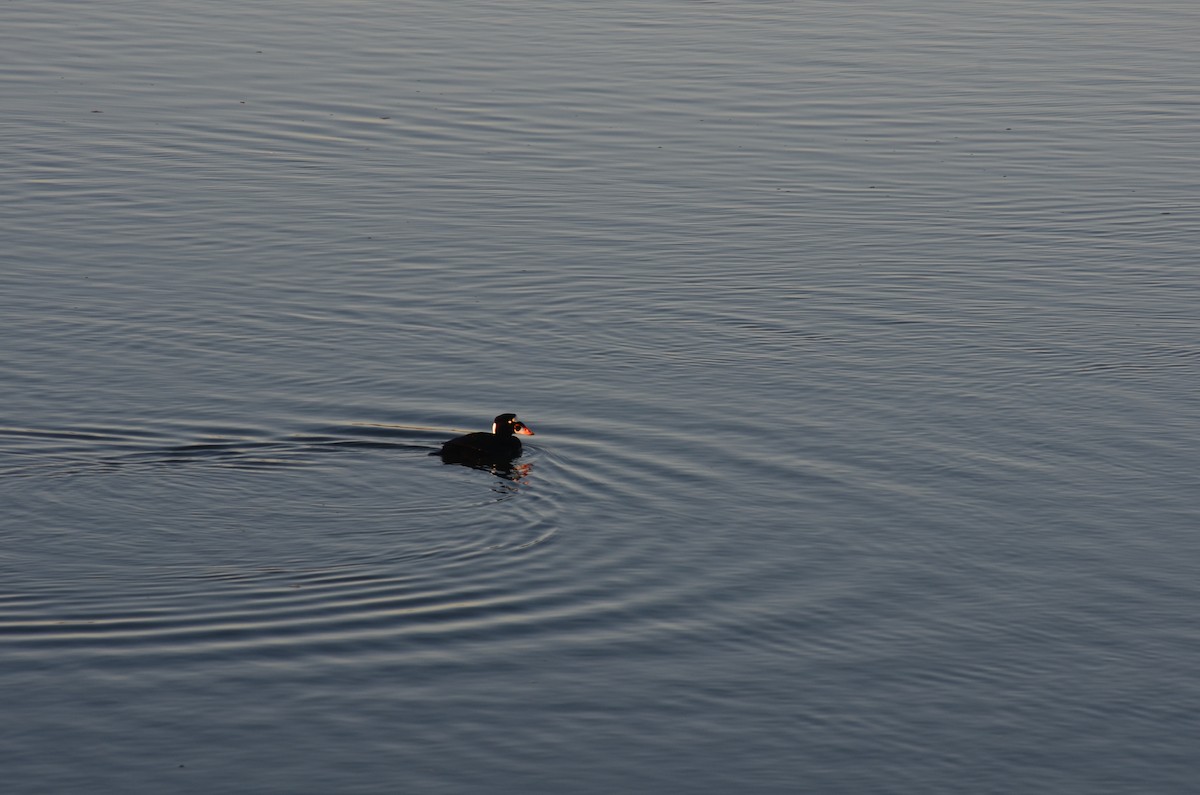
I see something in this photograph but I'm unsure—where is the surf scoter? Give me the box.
[440,413,534,462]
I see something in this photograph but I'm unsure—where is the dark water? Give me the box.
[3,1,1199,792]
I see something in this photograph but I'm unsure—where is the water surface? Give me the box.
[3,1,1199,793]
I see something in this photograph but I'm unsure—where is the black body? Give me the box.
[439,413,534,464]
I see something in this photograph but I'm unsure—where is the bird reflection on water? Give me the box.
[485,460,534,488]
[438,447,535,485]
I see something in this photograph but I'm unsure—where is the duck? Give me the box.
[439,413,535,462]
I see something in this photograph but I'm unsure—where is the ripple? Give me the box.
[0,418,588,661]
[0,410,779,669]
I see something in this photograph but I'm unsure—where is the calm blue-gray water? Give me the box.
[3,1,1199,792]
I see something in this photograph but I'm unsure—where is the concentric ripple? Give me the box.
[0,405,803,673]
[0,420,559,653]
[0,408,727,670]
